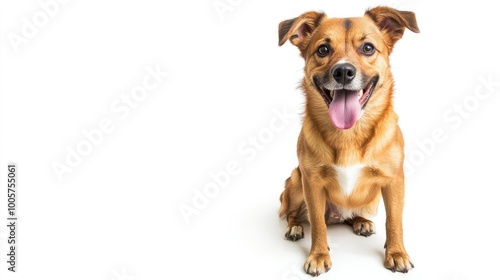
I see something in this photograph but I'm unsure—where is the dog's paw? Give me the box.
[384,251,414,273]
[304,253,332,276]
[352,218,375,237]
[285,225,304,241]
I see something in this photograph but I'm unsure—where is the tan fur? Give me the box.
[278,7,419,276]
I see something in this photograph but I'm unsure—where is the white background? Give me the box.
[1,0,499,279]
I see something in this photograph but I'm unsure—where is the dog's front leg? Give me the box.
[302,172,332,276]
[382,170,414,273]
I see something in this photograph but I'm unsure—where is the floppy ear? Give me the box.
[278,11,326,50]
[364,6,419,52]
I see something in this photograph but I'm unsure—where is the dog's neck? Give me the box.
[302,81,398,163]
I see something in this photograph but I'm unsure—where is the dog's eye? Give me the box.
[361,43,375,55]
[316,44,331,57]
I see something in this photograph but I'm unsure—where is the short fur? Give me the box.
[278,6,419,276]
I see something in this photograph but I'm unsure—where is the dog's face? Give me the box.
[279,7,419,130]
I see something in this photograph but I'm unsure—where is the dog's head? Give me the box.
[279,7,419,130]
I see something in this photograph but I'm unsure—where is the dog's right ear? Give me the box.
[278,11,326,50]
[364,7,419,53]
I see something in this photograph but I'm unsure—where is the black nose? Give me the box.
[332,63,356,85]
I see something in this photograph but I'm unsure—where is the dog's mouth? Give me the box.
[314,76,378,130]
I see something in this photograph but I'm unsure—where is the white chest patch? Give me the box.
[333,164,365,196]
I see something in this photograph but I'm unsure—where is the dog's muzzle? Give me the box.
[314,68,378,130]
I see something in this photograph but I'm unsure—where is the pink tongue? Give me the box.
[328,90,361,130]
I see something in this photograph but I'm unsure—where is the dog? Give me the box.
[278,6,419,276]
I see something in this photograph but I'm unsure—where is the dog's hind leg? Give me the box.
[345,216,376,237]
[279,167,307,241]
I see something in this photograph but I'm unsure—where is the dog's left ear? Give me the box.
[365,6,419,52]
[278,11,326,51]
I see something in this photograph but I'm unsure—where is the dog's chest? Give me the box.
[333,164,365,196]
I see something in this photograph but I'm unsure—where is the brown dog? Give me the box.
[278,6,419,276]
